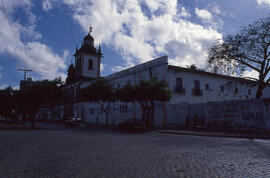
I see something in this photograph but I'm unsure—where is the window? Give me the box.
[194,80,200,90]
[152,70,158,80]
[205,83,209,90]
[192,80,202,96]
[248,89,251,95]
[220,85,224,92]
[235,88,238,94]
[176,77,183,88]
[120,104,128,113]
[88,59,93,70]
[175,77,185,93]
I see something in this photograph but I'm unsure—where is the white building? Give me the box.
[62,31,270,128]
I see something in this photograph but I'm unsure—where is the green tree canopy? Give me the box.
[66,64,76,85]
[18,77,64,114]
[79,78,115,127]
[117,79,171,127]
[80,78,115,103]
[0,86,16,118]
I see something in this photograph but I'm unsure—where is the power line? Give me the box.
[179,0,245,26]
[126,0,245,27]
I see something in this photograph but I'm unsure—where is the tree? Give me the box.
[66,64,76,85]
[17,77,64,127]
[0,86,16,118]
[117,79,171,128]
[187,64,198,71]
[79,79,115,127]
[208,17,270,98]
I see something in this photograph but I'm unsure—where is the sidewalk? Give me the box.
[0,122,40,130]
[156,128,270,140]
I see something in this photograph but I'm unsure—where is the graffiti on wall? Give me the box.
[204,99,269,131]
[242,112,264,121]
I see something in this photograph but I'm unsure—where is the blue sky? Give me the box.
[0,0,270,89]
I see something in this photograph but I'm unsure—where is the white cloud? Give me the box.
[42,0,52,12]
[111,64,133,73]
[144,0,177,16]
[63,0,222,70]
[256,0,270,6]
[0,84,19,90]
[208,3,221,15]
[100,63,106,72]
[0,84,8,89]
[12,85,19,90]
[179,7,191,18]
[243,70,259,80]
[62,49,70,62]
[195,8,212,20]
[0,1,66,80]
[25,42,66,79]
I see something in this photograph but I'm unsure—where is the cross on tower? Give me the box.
[89,26,92,34]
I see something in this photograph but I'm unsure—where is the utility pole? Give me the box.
[18,68,32,81]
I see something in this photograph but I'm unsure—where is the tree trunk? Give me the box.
[150,100,154,129]
[22,113,25,125]
[31,113,35,128]
[96,116,99,126]
[139,102,145,121]
[256,82,264,98]
[105,112,108,128]
[142,107,145,121]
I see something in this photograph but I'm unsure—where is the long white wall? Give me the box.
[69,56,270,128]
[168,68,270,104]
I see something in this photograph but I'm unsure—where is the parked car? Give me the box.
[119,119,146,130]
[64,117,85,128]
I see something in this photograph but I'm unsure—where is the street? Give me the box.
[1,122,270,177]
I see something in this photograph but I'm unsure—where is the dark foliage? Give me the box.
[66,64,76,85]
[117,79,171,127]
[0,86,16,118]
[79,78,115,127]
[208,17,270,98]
[18,77,64,114]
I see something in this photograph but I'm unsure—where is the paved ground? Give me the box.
[1,122,270,177]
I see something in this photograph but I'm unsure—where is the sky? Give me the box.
[0,0,270,89]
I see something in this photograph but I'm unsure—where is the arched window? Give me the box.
[88,59,93,70]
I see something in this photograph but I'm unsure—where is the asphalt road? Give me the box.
[1,122,270,177]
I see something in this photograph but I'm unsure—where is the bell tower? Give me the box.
[73,27,102,81]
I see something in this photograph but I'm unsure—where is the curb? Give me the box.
[0,126,41,130]
[157,130,270,140]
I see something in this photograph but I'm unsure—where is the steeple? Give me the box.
[72,26,102,82]
[83,26,94,47]
[74,26,101,56]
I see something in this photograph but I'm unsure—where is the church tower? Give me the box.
[73,27,102,81]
